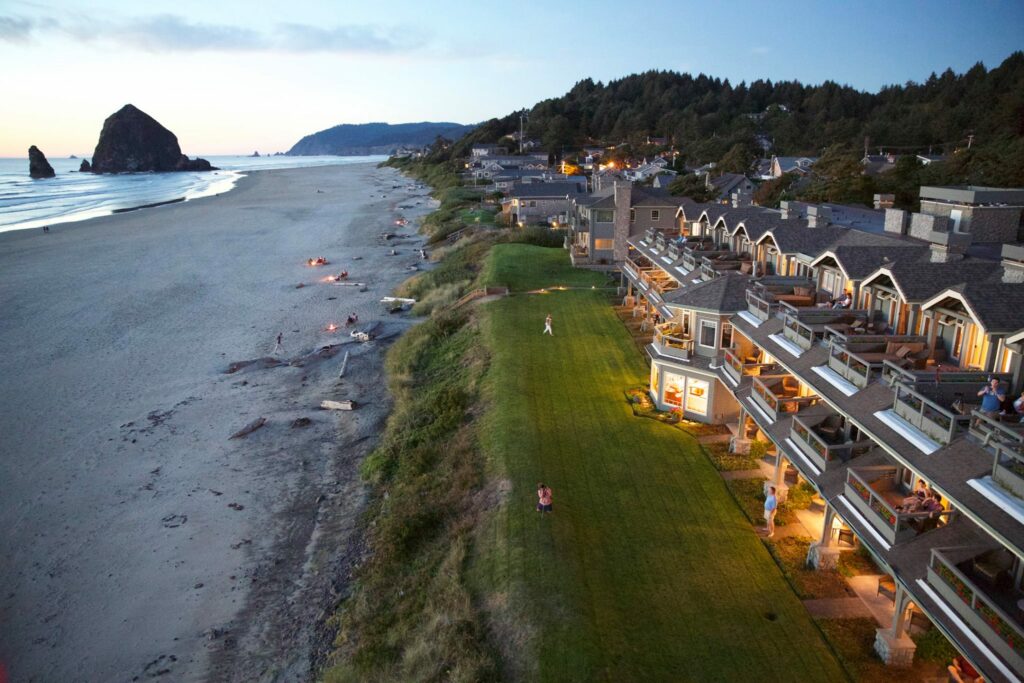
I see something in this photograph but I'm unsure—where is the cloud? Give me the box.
[0,11,421,55]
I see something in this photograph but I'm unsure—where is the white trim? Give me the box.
[811,365,858,396]
[768,332,804,358]
[836,495,892,551]
[922,288,987,332]
[723,371,738,388]
[784,438,822,477]
[736,311,763,328]
[675,266,692,277]
[660,256,673,264]
[745,397,774,426]
[698,319,719,349]
[968,477,1024,525]
[873,409,940,454]
[915,579,1021,683]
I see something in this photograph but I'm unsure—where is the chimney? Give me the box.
[780,200,793,220]
[884,208,908,235]
[1001,244,1024,283]
[807,205,832,228]
[612,181,633,263]
[874,194,895,210]
[926,230,971,263]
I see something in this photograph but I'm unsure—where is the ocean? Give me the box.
[0,154,387,233]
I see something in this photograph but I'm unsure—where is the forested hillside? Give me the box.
[451,52,1024,188]
[288,121,476,156]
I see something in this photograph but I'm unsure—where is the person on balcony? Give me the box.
[977,378,1005,423]
[831,291,852,309]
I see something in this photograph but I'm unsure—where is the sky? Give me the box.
[1,0,1022,157]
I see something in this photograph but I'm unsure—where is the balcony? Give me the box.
[652,323,695,362]
[723,347,779,386]
[699,253,752,281]
[790,413,873,472]
[927,547,1024,673]
[891,382,975,446]
[750,374,818,422]
[844,467,957,545]
[971,411,1024,500]
[826,336,929,390]
[782,308,870,352]
[623,256,654,285]
[569,245,591,265]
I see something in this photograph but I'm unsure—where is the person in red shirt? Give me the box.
[536,483,553,513]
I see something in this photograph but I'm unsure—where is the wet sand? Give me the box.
[0,163,434,682]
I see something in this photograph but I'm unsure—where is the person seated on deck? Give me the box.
[896,490,925,513]
[831,292,852,309]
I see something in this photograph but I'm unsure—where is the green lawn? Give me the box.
[471,245,847,682]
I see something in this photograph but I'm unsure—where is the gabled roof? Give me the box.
[630,186,678,208]
[661,271,752,313]
[862,259,1014,304]
[710,173,749,197]
[812,245,927,279]
[923,282,1024,333]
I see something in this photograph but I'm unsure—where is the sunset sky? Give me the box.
[2,0,1022,157]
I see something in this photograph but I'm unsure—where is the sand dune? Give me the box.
[0,163,434,682]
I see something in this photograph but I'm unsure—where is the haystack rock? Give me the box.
[28,146,55,179]
[79,159,91,172]
[89,104,217,173]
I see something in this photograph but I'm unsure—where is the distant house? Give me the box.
[770,155,817,178]
[691,162,717,176]
[626,160,678,183]
[754,159,774,180]
[916,154,946,165]
[471,143,507,157]
[708,173,756,202]
[646,136,670,147]
[505,181,584,226]
[861,153,900,176]
[468,156,549,180]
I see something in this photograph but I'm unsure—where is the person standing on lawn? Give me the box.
[536,483,553,513]
[543,314,553,336]
[764,486,778,537]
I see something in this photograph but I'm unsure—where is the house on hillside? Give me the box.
[861,153,901,176]
[708,173,757,202]
[471,143,507,157]
[647,136,670,147]
[916,154,947,165]
[504,181,585,226]
[770,156,818,178]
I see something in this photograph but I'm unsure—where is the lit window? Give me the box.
[686,379,709,415]
[594,239,614,251]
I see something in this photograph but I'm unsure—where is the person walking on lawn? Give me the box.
[764,486,778,537]
[543,314,553,336]
[536,483,553,513]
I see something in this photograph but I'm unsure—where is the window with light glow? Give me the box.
[685,379,709,415]
[663,372,686,407]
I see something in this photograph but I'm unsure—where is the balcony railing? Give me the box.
[892,382,974,446]
[723,347,779,385]
[751,375,818,421]
[928,548,1024,672]
[790,414,873,472]
[746,289,779,322]
[826,336,929,390]
[882,361,1010,388]
[845,468,957,545]
[782,309,871,352]
[971,411,1024,500]
[653,325,695,361]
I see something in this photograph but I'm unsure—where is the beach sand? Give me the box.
[0,163,434,682]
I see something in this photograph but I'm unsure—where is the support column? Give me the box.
[766,452,789,503]
[873,585,917,667]
[806,503,840,571]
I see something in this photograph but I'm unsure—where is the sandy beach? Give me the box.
[0,163,434,682]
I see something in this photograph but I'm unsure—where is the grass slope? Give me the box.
[471,244,847,681]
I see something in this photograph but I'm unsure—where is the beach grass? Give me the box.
[468,244,847,681]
